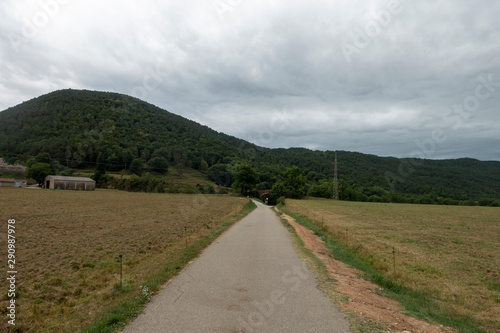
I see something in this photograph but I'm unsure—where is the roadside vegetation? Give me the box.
[0,188,254,332]
[282,198,499,332]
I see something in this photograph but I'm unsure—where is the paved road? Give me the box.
[123,201,351,333]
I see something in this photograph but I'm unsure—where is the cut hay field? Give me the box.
[284,199,499,332]
[0,188,251,332]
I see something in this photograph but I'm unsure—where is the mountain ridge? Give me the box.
[1,89,499,201]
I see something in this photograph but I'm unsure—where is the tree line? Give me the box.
[1,89,499,205]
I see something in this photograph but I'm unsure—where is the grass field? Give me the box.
[0,188,251,332]
[284,199,499,332]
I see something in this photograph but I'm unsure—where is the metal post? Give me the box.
[392,246,396,277]
[119,254,123,289]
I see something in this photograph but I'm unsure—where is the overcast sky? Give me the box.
[1,0,499,161]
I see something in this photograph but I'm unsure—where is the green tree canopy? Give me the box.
[208,164,233,187]
[148,157,168,174]
[199,159,209,174]
[269,181,287,204]
[26,156,37,168]
[28,163,53,185]
[130,158,144,176]
[284,166,305,199]
[233,164,259,196]
[96,152,106,173]
[35,152,52,164]
[92,152,108,187]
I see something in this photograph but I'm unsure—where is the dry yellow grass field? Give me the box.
[285,199,500,332]
[0,188,249,332]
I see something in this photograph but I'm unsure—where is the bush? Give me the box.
[368,195,383,202]
[92,170,113,188]
[418,196,435,205]
[478,198,497,207]
[208,164,233,187]
[203,184,215,194]
[277,196,286,206]
[148,157,168,174]
[130,158,144,176]
[27,162,53,185]
[218,187,229,194]
[309,182,333,198]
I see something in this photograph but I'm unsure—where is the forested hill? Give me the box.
[1,89,499,202]
[0,89,257,167]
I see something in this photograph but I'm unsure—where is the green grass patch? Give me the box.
[280,207,485,333]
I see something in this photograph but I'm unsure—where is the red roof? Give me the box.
[0,178,16,183]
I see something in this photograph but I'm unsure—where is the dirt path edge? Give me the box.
[276,208,453,333]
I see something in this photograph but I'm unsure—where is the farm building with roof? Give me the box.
[0,178,16,187]
[44,176,95,191]
[0,179,26,187]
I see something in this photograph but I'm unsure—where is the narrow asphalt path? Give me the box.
[123,201,351,333]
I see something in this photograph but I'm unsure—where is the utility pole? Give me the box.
[333,152,339,200]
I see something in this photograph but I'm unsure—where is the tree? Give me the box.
[92,153,108,188]
[140,148,151,162]
[106,154,121,171]
[121,148,135,169]
[152,147,169,160]
[27,163,53,185]
[176,161,185,178]
[284,166,305,198]
[96,152,106,173]
[208,164,233,187]
[65,147,72,168]
[35,152,52,164]
[479,198,497,207]
[26,156,37,168]
[339,185,363,201]
[199,159,209,174]
[233,164,259,196]
[148,157,168,174]
[130,158,144,176]
[269,181,287,204]
[309,182,333,198]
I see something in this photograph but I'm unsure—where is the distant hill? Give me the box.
[1,89,499,202]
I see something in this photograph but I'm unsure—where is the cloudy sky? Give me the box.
[1,0,499,161]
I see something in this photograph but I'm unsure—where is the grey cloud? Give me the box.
[0,0,499,160]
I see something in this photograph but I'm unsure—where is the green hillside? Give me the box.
[1,89,499,203]
[0,89,254,169]
[258,148,500,201]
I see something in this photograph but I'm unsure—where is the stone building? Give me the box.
[0,158,27,173]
